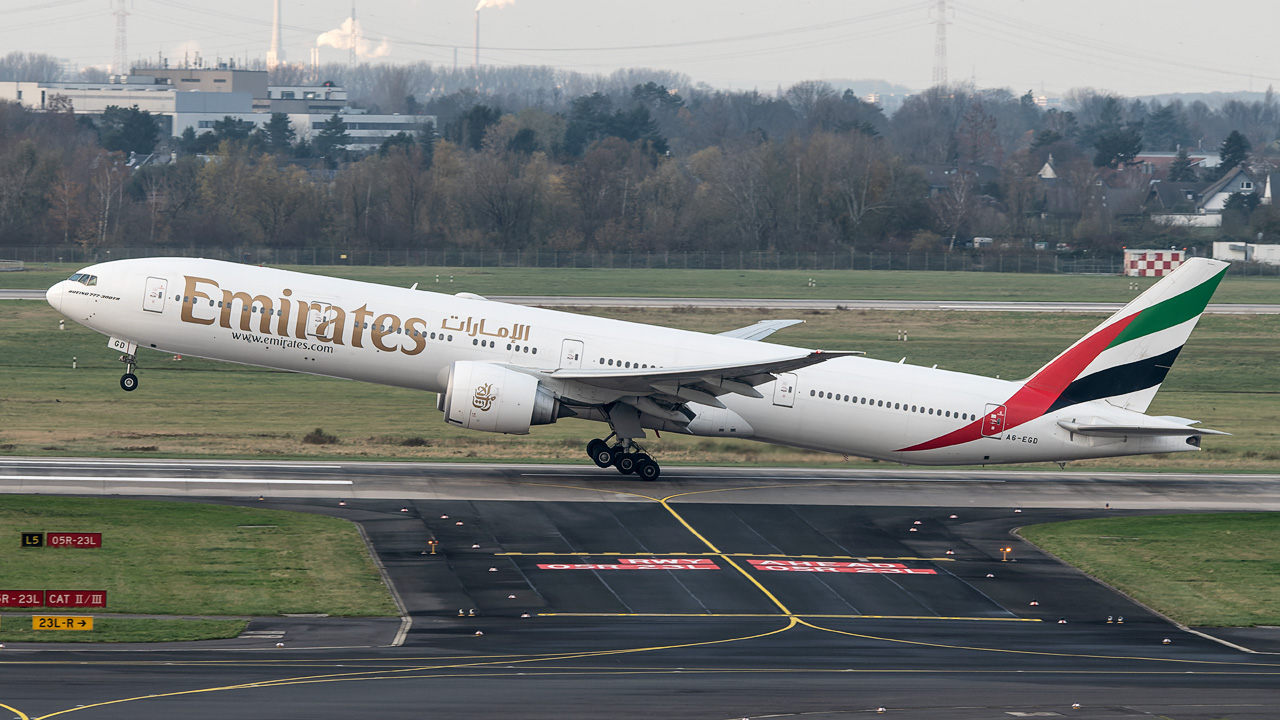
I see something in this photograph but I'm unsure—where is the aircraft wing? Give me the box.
[716,319,804,342]
[547,350,861,407]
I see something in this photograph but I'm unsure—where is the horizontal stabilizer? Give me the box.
[1057,419,1230,437]
[717,319,804,342]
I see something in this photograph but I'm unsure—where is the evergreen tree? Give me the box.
[1092,126,1143,168]
[1219,130,1251,173]
[416,120,435,168]
[1144,103,1188,151]
[442,104,500,152]
[97,105,159,155]
[313,113,352,159]
[1166,147,1198,182]
[378,131,415,156]
[259,113,296,155]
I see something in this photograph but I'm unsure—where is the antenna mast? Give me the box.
[930,0,950,87]
[348,4,357,67]
[112,0,129,77]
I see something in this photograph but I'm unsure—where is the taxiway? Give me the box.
[0,459,1277,720]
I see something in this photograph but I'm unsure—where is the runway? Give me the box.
[5,288,1278,314]
[1,459,1278,719]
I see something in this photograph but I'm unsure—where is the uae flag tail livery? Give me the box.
[899,258,1230,458]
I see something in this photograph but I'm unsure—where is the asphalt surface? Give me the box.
[1,459,1278,720]
[4,287,1279,314]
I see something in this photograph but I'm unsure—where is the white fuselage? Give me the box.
[46,258,1200,466]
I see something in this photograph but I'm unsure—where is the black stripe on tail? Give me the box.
[1046,347,1183,413]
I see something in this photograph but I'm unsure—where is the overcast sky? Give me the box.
[6,0,1279,97]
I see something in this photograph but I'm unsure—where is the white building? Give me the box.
[1213,241,1280,266]
[0,75,434,153]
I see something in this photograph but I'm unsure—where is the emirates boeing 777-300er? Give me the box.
[45,257,1230,480]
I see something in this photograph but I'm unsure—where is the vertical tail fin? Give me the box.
[1024,258,1228,413]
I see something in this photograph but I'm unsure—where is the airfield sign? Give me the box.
[33,616,94,631]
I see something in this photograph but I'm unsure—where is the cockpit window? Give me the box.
[66,273,97,286]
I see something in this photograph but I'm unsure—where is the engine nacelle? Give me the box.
[442,361,558,435]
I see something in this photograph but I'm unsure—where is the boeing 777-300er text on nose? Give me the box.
[46,258,1230,480]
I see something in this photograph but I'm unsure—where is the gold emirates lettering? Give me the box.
[180,276,427,357]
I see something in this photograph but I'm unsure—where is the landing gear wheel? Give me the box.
[616,453,637,475]
[635,456,660,481]
[589,440,614,468]
[120,373,138,392]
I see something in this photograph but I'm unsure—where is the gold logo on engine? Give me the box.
[472,383,497,412]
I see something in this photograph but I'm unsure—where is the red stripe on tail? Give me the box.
[897,312,1138,453]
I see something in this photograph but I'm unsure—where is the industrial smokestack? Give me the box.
[472,0,514,78]
[267,0,283,70]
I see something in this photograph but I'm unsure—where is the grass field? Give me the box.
[0,496,397,642]
[4,263,1278,303]
[1,299,1276,470]
[1020,513,1280,627]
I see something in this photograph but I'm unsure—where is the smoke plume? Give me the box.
[475,0,515,10]
[316,18,391,58]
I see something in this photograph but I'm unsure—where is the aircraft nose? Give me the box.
[46,282,65,313]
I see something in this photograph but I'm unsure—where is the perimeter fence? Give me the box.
[5,247,1278,276]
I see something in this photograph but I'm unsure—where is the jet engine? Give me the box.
[441,361,558,435]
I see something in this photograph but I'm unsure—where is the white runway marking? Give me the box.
[0,459,342,469]
[0,475,352,485]
[516,472,1006,483]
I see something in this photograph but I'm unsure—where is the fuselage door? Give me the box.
[305,301,338,340]
[772,372,798,408]
[981,403,1007,437]
[560,339,584,369]
[143,277,167,313]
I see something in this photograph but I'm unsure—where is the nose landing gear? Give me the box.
[586,435,661,481]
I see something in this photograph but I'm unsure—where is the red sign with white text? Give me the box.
[47,532,102,548]
[0,591,45,607]
[538,558,719,570]
[617,558,714,565]
[748,560,936,575]
[44,591,107,608]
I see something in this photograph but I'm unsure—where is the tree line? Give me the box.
[2,56,1279,257]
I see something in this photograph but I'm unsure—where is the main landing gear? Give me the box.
[119,353,139,392]
[586,435,661,481]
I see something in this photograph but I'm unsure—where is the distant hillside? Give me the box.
[1138,90,1276,107]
